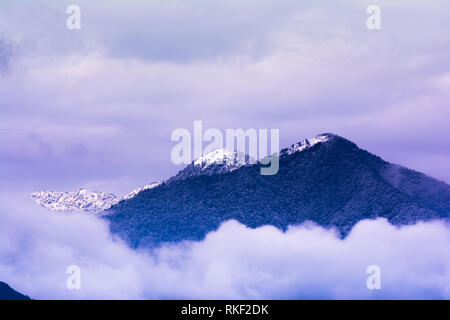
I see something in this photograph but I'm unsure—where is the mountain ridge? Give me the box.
[168,148,252,182]
[0,282,31,300]
[105,133,450,247]
[28,182,161,213]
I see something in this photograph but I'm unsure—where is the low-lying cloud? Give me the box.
[1,194,449,299]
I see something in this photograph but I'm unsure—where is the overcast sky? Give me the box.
[1,0,450,195]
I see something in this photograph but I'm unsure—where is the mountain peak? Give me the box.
[28,182,161,213]
[28,189,118,213]
[193,148,248,171]
[280,133,335,156]
[169,148,252,182]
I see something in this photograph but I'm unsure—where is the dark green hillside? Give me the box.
[106,134,450,247]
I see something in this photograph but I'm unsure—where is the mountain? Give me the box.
[281,133,330,155]
[28,188,118,213]
[168,148,251,182]
[0,282,31,300]
[28,183,161,213]
[122,182,162,201]
[105,133,450,247]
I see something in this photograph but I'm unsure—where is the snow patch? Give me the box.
[122,182,162,200]
[282,134,330,155]
[193,148,248,172]
[28,182,161,213]
[28,189,118,213]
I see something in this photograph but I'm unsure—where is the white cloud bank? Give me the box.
[1,194,449,299]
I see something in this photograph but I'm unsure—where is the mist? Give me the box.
[0,194,449,299]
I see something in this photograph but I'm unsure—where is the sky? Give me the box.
[1,0,450,196]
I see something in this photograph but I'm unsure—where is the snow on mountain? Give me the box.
[281,134,332,156]
[190,134,331,174]
[28,134,338,213]
[28,134,333,213]
[122,182,162,200]
[28,188,118,213]
[168,148,254,182]
[28,182,161,213]
[193,148,249,172]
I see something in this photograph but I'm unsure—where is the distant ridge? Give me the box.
[0,282,31,300]
[28,182,161,213]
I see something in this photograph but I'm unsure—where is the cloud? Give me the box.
[1,194,449,299]
[0,37,14,73]
[2,0,450,193]
[1,1,449,299]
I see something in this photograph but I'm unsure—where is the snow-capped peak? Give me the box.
[282,134,331,155]
[28,182,161,213]
[28,188,118,213]
[193,148,248,171]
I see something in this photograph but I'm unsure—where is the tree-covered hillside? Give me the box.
[106,134,450,247]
